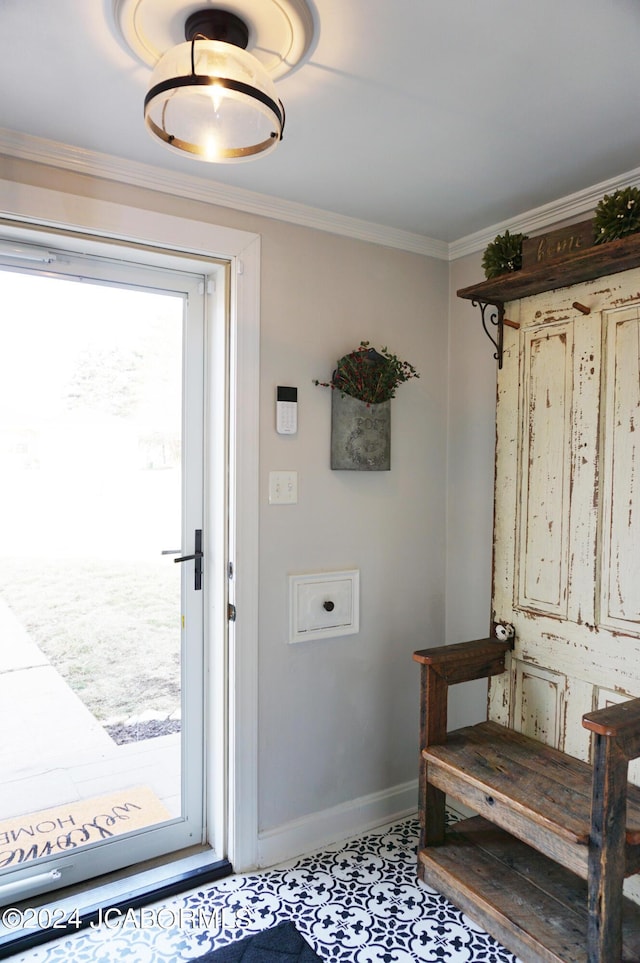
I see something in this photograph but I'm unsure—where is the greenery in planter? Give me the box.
[593,186,640,244]
[314,341,419,405]
[482,229,529,279]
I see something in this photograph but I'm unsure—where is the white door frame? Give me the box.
[0,179,261,873]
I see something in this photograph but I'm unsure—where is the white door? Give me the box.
[490,267,640,767]
[0,246,221,900]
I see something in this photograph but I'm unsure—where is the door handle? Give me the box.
[173,552,203,563]
[167,530,202,590]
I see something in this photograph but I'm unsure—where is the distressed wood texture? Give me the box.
[600,306,640,633]
[491,267,640,751]
[517,322,573,617]
[414,641,640,962]
[522,220,595,270]
[419,816,640,963]
[424,719,640,877]
[457,232,640,305]
[417,252,640,961]
[514,662,566,749]
[413,639,512,864]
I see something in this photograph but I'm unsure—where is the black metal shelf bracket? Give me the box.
[472,299,505,369]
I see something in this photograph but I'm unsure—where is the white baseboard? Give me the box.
[256,780,418,869]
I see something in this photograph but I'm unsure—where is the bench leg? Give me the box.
[418,664,447,875]
[587,734,627,963]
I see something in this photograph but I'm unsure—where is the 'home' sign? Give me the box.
[522,220,594,269]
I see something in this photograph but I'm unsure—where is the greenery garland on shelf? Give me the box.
[593,186,640,244]
[314,341,419,406]
[477,186,640,278]
[481,229,529,279]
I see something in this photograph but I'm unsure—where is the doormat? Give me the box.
[0,786,171,865]
[192,922,324,962]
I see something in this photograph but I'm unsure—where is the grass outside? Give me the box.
[0,557,180,722]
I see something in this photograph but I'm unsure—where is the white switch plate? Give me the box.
[269,470,298,504]
[289,570,359,643]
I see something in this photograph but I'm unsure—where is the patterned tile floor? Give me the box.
[10,817,520,963]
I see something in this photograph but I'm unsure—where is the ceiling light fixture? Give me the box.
[144,9,285,163]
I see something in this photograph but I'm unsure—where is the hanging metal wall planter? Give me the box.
[315,341,419,472]
[331,392,390,471]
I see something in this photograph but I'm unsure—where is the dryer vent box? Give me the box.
[289,570,359,643]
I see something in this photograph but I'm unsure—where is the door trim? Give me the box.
[0,178,261,873]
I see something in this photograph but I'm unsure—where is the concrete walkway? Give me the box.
[0,600,179,821]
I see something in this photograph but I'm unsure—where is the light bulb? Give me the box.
[209,82,225,114]
[204,134,221,162]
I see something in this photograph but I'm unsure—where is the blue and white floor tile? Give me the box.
[12,818,520,963]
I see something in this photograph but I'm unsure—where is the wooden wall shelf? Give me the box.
[457,231,640,306]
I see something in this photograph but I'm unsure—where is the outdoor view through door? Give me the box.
[0,251,209,900]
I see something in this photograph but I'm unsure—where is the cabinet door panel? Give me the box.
[513,662,566,749]
[599,307,640,633]
[517,323,573,616]
[491,270,640,756]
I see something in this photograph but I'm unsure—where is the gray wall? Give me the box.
[257,225,448,830]
[1,159,495,845]
[446,251,497,728]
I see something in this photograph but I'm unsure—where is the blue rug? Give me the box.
[191,921,323,961]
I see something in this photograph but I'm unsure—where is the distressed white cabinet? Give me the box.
[459,237,640,766]
[415,239,640,957]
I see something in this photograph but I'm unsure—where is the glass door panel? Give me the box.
[0,257,205,899]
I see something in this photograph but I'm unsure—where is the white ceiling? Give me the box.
[2,0,640,247]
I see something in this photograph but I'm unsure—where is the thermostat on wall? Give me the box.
[276,386,298,434]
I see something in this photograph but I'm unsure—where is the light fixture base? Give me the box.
[114,0,315,80]
[184,10,249,49]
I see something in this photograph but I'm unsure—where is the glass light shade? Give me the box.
[144,40,284,162]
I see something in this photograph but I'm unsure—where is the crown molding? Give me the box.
[4,128,639,264]
[449,166,640,261]
[0,128,449,261]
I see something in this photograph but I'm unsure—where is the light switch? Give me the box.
[269,470,298,504]
[289,570,359,643]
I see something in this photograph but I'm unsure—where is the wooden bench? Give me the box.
[414,637,640,963]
